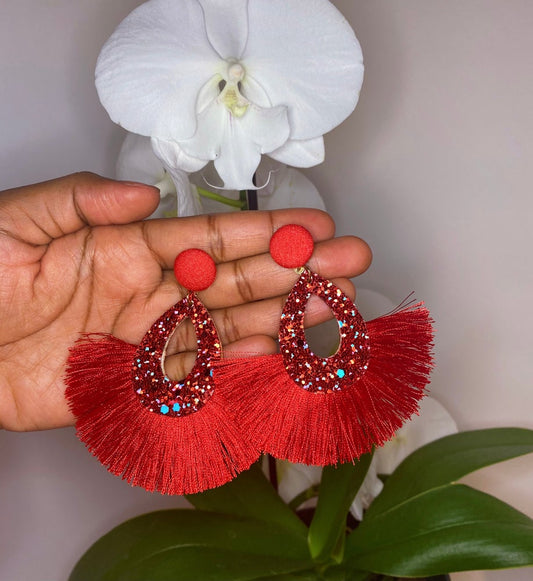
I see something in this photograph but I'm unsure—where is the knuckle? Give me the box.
[205,214,226,263]
[219,307,240,344]
[232,259,255,304]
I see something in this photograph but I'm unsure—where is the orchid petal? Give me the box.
[149,190,178,219]
[215,103,289,189]
[116,133,176,219]
[253,157,284,195]
[213,138,258,191]
[258,167,326,211]
[349,458,384,521]
[96,0,221,141]
[198,0,249,59]
[181,100,289,190]
[197,75,222,114]
[178,101,225,161]
[278,461,322,508]
[243,103,290,153]
[189,158,279,213]
[375,398,458,475]
[115,133,200,218]
[154,172,177,200]
[116,133,166,184]
[243,0,363,140]
[152,137,209,173]
[165,165,203,216]
[241,74,272,107]
[268,136,325,168]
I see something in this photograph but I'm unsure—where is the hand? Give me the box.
[0,173,371,431]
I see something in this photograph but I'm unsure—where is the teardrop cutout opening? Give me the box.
[279,270,369,394]
[304,314,340,358]
[133,294,221,417]
[163,318,196,382]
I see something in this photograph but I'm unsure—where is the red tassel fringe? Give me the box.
[65,334,259,495]
[214,304,434,466]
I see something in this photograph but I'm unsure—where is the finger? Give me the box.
[164,335,278,381]
[137,234,370,315]
[202,235,371,309]
[165,277,355,353]
[0,173,159,245]
[140,208,336,268]
[212,277,356,345]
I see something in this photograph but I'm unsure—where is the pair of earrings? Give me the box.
[65,224,433,495]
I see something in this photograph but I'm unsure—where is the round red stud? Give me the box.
[174,249,216,291]
[269,224,314,268]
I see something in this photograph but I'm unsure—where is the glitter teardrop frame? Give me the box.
[133,293,219,417]
[279,269,370,394]
[215,271,434,466]
[66,294,259,495]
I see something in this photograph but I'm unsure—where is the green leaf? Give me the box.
[253,572,321,581]
[70,509,313,581]
[308,453,373,563]
[332,569,371,581]
[370,428,533,516]
[345,484,533,577]
[252,566,368,581]
[186,462,307,538]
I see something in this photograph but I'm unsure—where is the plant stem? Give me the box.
[288,484,321,511]
[196,186,246,209]
[239,189,248,210]
[268,455,279,492]
[247,188,258,210]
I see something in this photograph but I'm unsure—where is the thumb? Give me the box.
[0,172,160,245]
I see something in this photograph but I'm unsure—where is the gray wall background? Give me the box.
[1,1,532,580]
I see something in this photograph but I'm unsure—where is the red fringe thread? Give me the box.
[214,304,434,466]
[65,334,259,495]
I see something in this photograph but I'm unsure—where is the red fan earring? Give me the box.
[215,224,434,466]
[65,248,259,495]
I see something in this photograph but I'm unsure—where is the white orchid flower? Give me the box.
[116,133,326,215]
[96,0,363,191]
[196,163,327,213]
[116,133,201,217]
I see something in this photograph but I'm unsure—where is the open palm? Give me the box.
[0,173,371,431]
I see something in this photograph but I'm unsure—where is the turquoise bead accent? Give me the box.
[160,404,170,414]
[336,369,345,378]
[172,403,181,412]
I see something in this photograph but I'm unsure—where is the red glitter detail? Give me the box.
[214,277,434,466]
[133,293,219,417]
[64,293,259,494]
[270,224,314,268]
[174,249,216,291]
[279,270,369,392]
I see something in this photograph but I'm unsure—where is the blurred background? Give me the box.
[1,1,532,579]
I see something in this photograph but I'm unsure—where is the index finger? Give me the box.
[140,208,335,268]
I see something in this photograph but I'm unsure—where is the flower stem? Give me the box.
[197,186,246,209]
[268,455,278,492]
[288,484,321,511]
[239,189,248,210]
[246,189,258,210]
